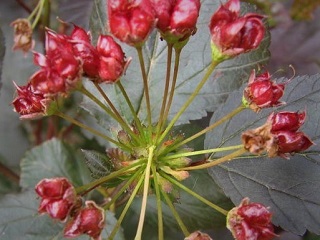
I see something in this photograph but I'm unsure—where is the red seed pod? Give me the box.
[209,0,265,60]
[12,82,48,119]
[243,70,285,112]
[268,111,306,132]
[96,35,125,62]
[242,111,314,158]
[35,177,77,221]
[237,202,272,226]
[108,0,156,46]
[274,131,314,158]
[73,41,100,78]
[30,69,66,95]
[31,29,81,95]
[227,198,277,240]
[70,25,100,78]
[64,201,105,240]
[96,35,127,83]
[45,30,73,57]
[50,50,80,80]
[151,0,200,43]
[70,25,91,43]
[45,29,80,81]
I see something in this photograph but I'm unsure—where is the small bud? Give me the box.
[11,18,34,54]
[117,130,131,145]
[35,177,77,221]
[108,0,156,46]
[107,148,131,170]
[160,166,189,181]
[243,70,285,112]
[185,231,213,240]
[96,35,128,83]
[209,0,265,61]
[64,201,105,240]
[166,157,192,168]
[157,173,173,193]
[227,198,277,240]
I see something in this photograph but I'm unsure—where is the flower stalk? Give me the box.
[151,165,164,240]
[160,105,245,156]
[103,168,144,209]
[136,46,152,133]
[29,0,46,28]
[158,60,220,145]
[180,147,247,171]
[55,111,127,149]
[135,146,155,240]
[116,81,146,141]
[162,190,190,237]
[161,144,243,160]
[75,160,144,195]
[155,43,174,141]
[108,175,145,240]
[79,84,142,145]
[162,47,182,126]
[162,173,229,215]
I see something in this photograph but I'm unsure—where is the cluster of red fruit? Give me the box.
[242,70,313,158]
[12,25,127,119]
[11,0,311,239]
[12,0,266,120]
[227,198,278,240]
[35,178,104,239]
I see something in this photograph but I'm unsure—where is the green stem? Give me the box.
[75,160,144,194]
[103,168,144,209]
[162,48,181,131]
[179,147,246,171]
[94,82,127,127]
[158,60,220,145]
[108,175,144,240]
[162,190,190,237]
[162,173,228,215]
[135,146,155,240]
[155,44,173,141]
[55,111,128,149]
[151,165,164,240]
[79,85,119,120]
[31,0,46,29]
[136,46,152,132]
[116,81,145,142]
[41,0,50,28]
[162,144,243,160]
[160,105,245,156]
[28,0,42,21]
[79,85,141,144]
